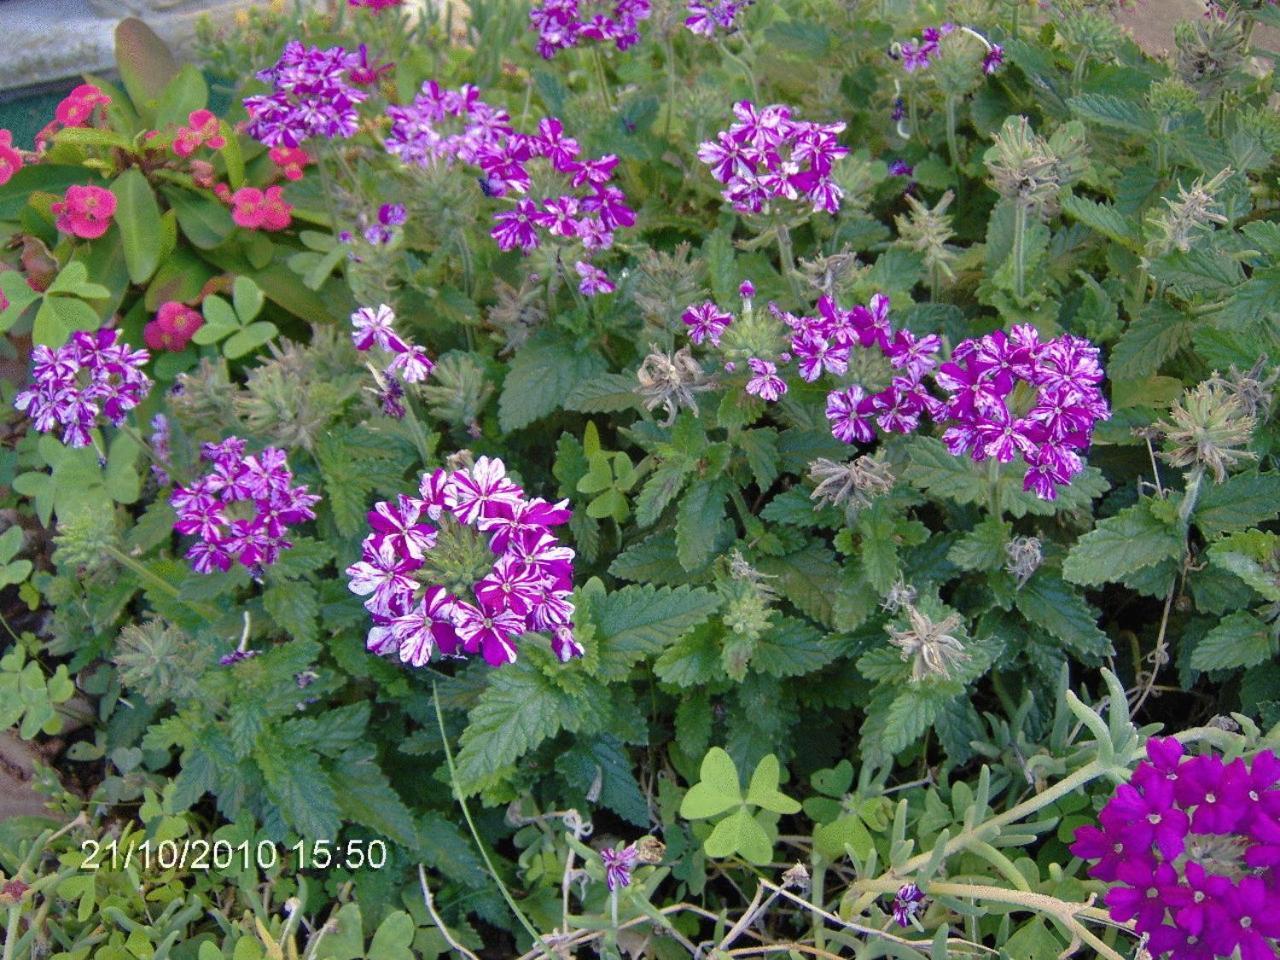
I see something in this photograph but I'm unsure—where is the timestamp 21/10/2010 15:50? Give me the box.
[79,837,389,872]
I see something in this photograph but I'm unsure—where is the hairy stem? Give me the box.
[1012,201,1027,300]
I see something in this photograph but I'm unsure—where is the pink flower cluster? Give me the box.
[935,326,1109,500]
[228,185,292,231]
[244,41,369,147]
[171,438,320,574]
[529,0,651,59]
[685,0,752,36]
[36,84,110,147]
[52,185,116,240]
[144,302,204,352]
[697,101,849,214]
[345,457,581,668]
[1071,739,1280,960]
[173,109,226,158]
[14,330,152,449]
[0,130,23,186]
[269,146,311,181]
[385,82,513,168]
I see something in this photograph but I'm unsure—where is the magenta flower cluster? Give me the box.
[170,438,320,574]
[697,101,849,214]
[1071,738,1280,960]
[344,457,581,668]
[684,0,753,36]
[935,325,1110,500]
[350,304,435,418]
[529,0,651,59]
[14,330,152,449]
[895,23,1003,75]
[385,81,513,168]
[244,41,369,147]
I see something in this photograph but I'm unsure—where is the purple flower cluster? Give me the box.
[892,883,926,927]
[682,300,734,346]
[1071,739,1280,960]
[14,330,152,449]
[697,101,849,214]
[935,325,1109,500]
[362,203,407,246]
[684,0,752,36]
[244,41,369,147]
[170,438,320,574]
[529,0,651,59]
[385,82,512,168]
[345,457,581,668]
[351,304,436,411]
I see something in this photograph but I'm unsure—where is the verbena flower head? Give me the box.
[14,330,151,448]
[345,457,579,668]
[685,0,752,36]
[385,82,512,168]
[171,438,320,574]
[935,325,1110,500]
[892,882,926,927]
[350,304,436,385]
[1071,739,1280,960]
[600,844,638,890]
[697,101,849,214]
[52,185,116,239]
[682,300,734,346]
[529,0,652,59]
[349,0,402,9]
[575,260,615,297]
[244,41,369,147]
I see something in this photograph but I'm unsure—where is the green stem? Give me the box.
[715,38,759,100]
[1012,201,1027,301]
[775,223,799,297]
[3,906,19,960]
[945,95,960,170]
[810,856,826,953]
[986,456,1003,520]
[590,46,614,112]
[663,36,677,141]
[1177,466,1205,526]
[432,682,547,951]
[104,547,220,622]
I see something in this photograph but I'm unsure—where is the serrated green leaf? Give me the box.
[1108,301,1193,380]
[254,737,339,839]
[1063,500,1184,586]
[751,617,837,678]
[904,437,988,506]
[1194,472,1280,539]
[263,580,318,643]
[592,583,721,679]
[676,478,729,571]
[1190,612,1276,671]
[563,372,641,413]
[1060,194,1140,249]
[1068,94,1154,134]
[947,518,1011,572]
[634,460,692,527]
[498,332,607,431]
[1014,573,1113,660]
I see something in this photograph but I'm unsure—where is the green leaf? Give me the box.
[1194,472,1280,539]
[813,813,873,861]
[155,64,208,128]
[563,372,641,413]
[745,754,800,814]
[904,437,988,506]
[858,501,900,594]
[634,460,692,527]
[948,518,1011,572]
[680,747,742,819]
[164,187,235,249]
[453,660,582,795]
[654,622,722,687]
[1190,612,1276,671]
[1107,301,1193,380]
[498,332,607,432]
[233,276,264,322]
[223,321,278,359]
[751,617,837,678]
[115,18,180,113]
[1209,531,1280,601]
[263,580,319,643]
[367,912,415,960]
[331,752,419,849]
[591,583,721,676]
[1014,574,1113,660]
[1067,94,1154,135]
[253,737,339,839]
[33,296,99,347]
[1063,500,1185,586]
[1060,194,1140,249]
[737,427,780,490]
[112,170,163,285]
[676,478,729,571]
[704,808,773,865]
[46,261,108,299]
[758,544,842,628]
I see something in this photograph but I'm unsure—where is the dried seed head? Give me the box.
[1146,168,1233,257]
[631,243,707,333]
[881,578,918,615]
[782,861,811,891]
[895,189,958,283]
[1174,8,1247,99]
[636,345,714,426]
[487,275,546,355]
[1005,536,1043,587]
[799,246,863,298]
[888,605,970,682]
[1155,379,1258,483]
[635,836,666,864]
[809,455,896,513]
[1208,356,1277,420]
[728,549,779,599]
[417,351,494,431]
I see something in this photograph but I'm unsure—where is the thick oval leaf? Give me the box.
[112,169,163,284]
[115,18,179,115]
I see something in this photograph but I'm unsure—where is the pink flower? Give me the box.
[51,185,117,239]
[448,456,524,525]
[575,260,615,297]
[745,357,787,402]
[268,145,312,181]
[230,186,292,231]
[173,109,225,157]
[53,84,110,128]
[0,131,22,186]
[143,301,204,352]
[451,600,526,666]
[682,300,733,346]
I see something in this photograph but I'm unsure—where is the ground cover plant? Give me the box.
[0,0,1278,957]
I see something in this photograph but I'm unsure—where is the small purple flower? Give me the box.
[892,883,925,927]
[378,203,407,226]
[492,199,542,252]
[385,81,511,167]
[352,304,398,352]
[745,357,787,402]
[685,0,752,36]
[982,43,1004,74]
[219,648,259,666]
[600,844,638,891]
[149,414,171,485]
[900,40,931,72]
[14,330,152,449]
[738,279,755,300]
[888,158,914,177]
[682,300,734,346]
[575,260,615,297]
[530,0,652,58]
[890,97,906,122]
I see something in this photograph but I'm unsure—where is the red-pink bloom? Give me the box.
[173,109,226,158]
[0,130,22,186]
[268,145,312,181]
[51,185,117,239]
[230,186,292,231]
[54,84,110,127]
[143,301,204,352]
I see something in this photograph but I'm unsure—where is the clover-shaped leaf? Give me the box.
[679,746,742,819]
[746,754,801,814]
[705,808,772,865]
